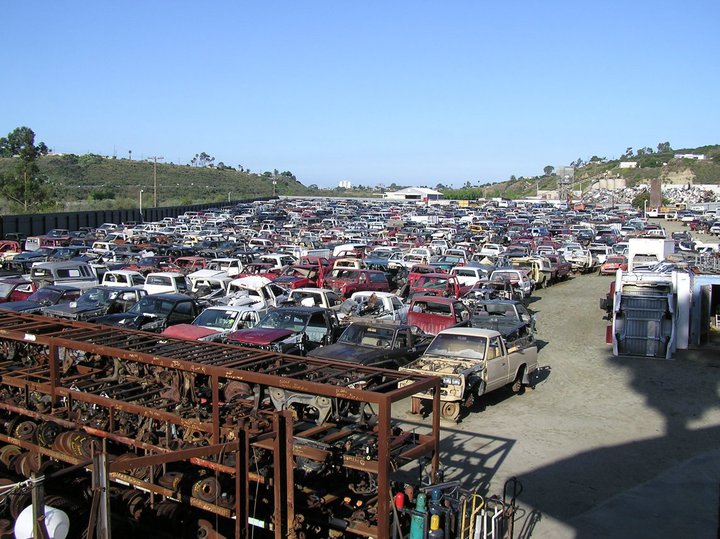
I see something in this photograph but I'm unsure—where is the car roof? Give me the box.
[437,327,500,338]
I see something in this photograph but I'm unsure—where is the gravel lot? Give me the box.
[398,219,720,538]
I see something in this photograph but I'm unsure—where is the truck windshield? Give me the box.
[414,276,448,289]
[340,325,394,347]
[127,296,177,316]
[78,287,120,305]
[425,334,487,360]
[258,311,311,332]
[193,308,240,329]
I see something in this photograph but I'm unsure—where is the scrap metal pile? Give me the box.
[0,311,445,538]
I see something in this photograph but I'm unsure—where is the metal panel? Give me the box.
[0,311,441,537]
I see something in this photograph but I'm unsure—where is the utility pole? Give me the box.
[148,156,164,207]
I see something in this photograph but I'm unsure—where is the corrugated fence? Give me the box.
[0,197,276,238]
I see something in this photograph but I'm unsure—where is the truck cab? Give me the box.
[399,327,538,422]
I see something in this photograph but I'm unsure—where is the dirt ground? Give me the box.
[396,219,720,538]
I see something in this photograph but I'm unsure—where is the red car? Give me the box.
[0,279,37,303]
[272,263,325,290]
[599,255,628,275]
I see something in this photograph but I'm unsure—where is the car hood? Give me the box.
[0,301,43,312]
[45,302,101,315]
[91,313,141,327]
[309,342,382,364]
[162,324,219,340]
[91,312,165,328]
[227,327,296,345]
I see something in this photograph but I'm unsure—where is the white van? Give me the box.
[102,270,147,288]
[144,272,190,295]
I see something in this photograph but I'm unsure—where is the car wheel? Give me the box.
[511,366,526,394]
[441,402,461,422]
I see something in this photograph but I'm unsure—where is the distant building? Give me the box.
[619,162,638,169]
[383,187,443,202]
[674,153,706,160]
[338,180,352,189]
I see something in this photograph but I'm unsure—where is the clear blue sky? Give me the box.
[4,1,718,188]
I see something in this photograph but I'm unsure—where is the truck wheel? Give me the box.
[409,396,422,415]
[511,366,526,394]
[441,402,461,422]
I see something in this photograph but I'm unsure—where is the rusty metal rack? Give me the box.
[0,312,441,538]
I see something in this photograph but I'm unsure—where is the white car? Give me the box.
[160,305,263,342]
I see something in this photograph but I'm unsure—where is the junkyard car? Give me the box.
[322,268,390,299]
[0,278,36,303]
[0,285,82,314]
[161,305,263,342]
[599,255,628,275]
[308,322,432,369]
[399,327,538,422]
[91,293,202,332]
[226,306,343,355]
[42,285,147,321]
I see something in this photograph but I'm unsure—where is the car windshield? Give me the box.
[437,256,463,264]
[476,304,513,316]
[0,282,19,297]
[329,269,359,280]
[78,287,119,304]
[258,310,311,332]
[193,308,240,329]
[491,272,516,283]
[339,325,395,347]
[426,334,487,360]
[127,296,178,316]
[28,288,64,304]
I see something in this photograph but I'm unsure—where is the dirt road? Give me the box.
[399,219,720,537]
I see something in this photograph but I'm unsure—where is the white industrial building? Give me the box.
[383,187,443,202]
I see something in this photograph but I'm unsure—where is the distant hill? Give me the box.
[0,153,315,212]
[445,144,720,200]
[2,144,718,212]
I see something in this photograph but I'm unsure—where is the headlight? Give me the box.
[442,377,462,386]
[142,319,164,331]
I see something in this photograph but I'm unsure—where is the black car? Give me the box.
[308,322,432,369]
[42,285,147,321]
[0,284,82,314]
[90,293,202,332]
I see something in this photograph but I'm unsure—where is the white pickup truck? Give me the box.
[399,327,538,422]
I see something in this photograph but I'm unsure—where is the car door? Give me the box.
[388,328,411,368]
[484,336,510,392]
[167,300,195,326]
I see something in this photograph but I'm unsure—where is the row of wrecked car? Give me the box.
[4,197,683,421]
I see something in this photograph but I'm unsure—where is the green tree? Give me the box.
[190,152,214,167]
[543,165,554,176]
[0,127,54,212]
[657,142,672,153]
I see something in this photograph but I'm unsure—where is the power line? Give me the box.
[148,156,164,207]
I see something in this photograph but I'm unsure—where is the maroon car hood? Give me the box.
[227,328,296,345]
[161,324,219,340]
